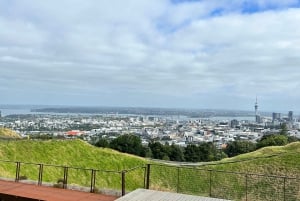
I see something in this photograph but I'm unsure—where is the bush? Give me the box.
[257,134,288,149]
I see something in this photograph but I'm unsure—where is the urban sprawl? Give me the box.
[0,103,299,149]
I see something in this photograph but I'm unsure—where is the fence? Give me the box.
[1,160,300,200]
[147,164,300,201]
[0,160,146,196]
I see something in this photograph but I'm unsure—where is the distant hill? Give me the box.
[0,128,21,138]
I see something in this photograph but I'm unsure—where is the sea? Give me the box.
[0,105,255,121]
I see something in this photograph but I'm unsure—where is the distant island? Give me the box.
[31,106,257,118]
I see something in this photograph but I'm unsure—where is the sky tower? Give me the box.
[255,96,258,116]
[254,96,261,123]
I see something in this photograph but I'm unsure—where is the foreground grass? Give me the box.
[149,142,300,201]
[0,139,146,192]
[1,138,300,200]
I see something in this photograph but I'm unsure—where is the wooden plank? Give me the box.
[116,189,231,201]
[0,180,117,201]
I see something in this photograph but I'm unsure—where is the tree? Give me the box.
[184,144,200,162]
[169,144,185,161]
[224,141,256,157]
[256,134,288,149]
[148,141,168,159]
[94,138,109,148]
[110,134,145,156]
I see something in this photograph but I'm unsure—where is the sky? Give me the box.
[1,0,300,112]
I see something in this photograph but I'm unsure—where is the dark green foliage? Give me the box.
[148,141,169,159]
[94,138,109,148]
[287,136,299,143]
[184,144,200,162]
[184,143,223,162]
[110,134,146,156]
[169,144,185,161]
[224,141,256,157]
[256,134,288,149]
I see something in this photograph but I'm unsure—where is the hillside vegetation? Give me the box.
[0,139,146,192]
[1,139,300,200]
[149,142,300,201]
[208,142,300,175]
[0,128,20,138]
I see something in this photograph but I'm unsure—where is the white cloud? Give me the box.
[0,0,300,110]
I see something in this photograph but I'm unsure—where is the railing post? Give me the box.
[245,174,248,201]
[146,164,150,189]
[38,164,44,186]
[90,169,96,193]
[283,176,286,201]
[63,166,68,189]
[209,169,212,197]
[15,162,20,182]
[176,167,180,193]
[121,171,126,196]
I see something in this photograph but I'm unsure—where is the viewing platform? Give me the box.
[0,180,117,201]
[0,181,231,201]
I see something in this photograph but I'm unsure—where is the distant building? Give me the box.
[230,119,239,128]
[0,110,1,118]
[272,113,281,122]
[255,115,262,123]
[288,111,293,122]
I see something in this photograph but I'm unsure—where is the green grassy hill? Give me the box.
[0,139,146,192]
[150,142,300,200]
[1,139,300,200]
[208,142,300,175]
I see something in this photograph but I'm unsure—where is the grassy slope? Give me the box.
[0,139,146,191]
[1,139,300,200]
[149,142,300,200]
[208,142,300,175]
[0,128,20,138]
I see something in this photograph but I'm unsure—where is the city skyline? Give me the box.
[1,0,300,111]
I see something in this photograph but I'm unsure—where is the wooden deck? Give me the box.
[0,180,117,201]
[116,189,231,201]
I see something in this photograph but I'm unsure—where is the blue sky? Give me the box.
[1,0,300,112]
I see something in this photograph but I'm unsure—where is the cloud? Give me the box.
[0,0,300,110]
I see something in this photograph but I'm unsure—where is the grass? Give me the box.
[0,139,147,192]
[148,142,300,200]
[0,128,20,138]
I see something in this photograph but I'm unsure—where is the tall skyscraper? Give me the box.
[288,111,293,122]
[272,112,281,122]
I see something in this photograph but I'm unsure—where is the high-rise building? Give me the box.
[272,112,281,122]
[230,119,239,128]
[288,111,293,122]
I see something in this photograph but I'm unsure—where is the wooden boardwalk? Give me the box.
[0,180,117,201]
[116,189,231,201]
